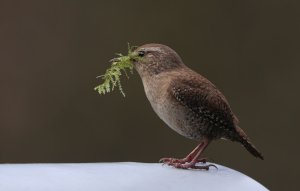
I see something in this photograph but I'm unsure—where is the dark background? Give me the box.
[0,0,299,190]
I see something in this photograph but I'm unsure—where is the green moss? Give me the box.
[94,44,139,97]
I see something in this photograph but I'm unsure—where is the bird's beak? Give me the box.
[130,51,139,64]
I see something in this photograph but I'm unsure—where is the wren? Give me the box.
[132,43,263,170]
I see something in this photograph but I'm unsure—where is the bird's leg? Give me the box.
[159,143,202,164]
[163,139,217,170]
[159,139,210,166]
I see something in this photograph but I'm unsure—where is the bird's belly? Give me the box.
[143,76,205,141]
[151,98,205,141]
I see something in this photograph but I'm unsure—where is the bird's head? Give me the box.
[131,44,184,77]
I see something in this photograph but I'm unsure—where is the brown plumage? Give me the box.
[133,43,263,169]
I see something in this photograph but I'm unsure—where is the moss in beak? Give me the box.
[94,44,140,97]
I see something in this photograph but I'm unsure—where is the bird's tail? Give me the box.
[235,127,264,160]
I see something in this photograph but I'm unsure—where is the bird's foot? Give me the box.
[159,140,215,170]
[159,157,208,164]
[159,157,188,164]
[172,162,217,170]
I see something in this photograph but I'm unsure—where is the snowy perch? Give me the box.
[0,162,268,191]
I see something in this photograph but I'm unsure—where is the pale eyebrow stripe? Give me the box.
[144,47,164,53]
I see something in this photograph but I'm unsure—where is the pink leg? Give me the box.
[159,143,202,164]
[161,139,217,170]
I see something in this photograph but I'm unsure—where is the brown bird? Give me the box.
[132,43,264,170]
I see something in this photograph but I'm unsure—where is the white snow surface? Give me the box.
[0,162,268,191]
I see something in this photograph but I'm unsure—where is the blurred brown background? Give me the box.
[0,0,299,190]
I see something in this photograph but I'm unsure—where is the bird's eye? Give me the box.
[138,50,145,57]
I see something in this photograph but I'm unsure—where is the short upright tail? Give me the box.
[235,127,264,160]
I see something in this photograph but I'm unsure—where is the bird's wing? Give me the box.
[169,78,239,138]
[169,78,263,159]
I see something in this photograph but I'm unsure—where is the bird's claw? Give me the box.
[159,157,187,164]
[159,157,216,170]
[172,163,218,170]
[159,157,208,164]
